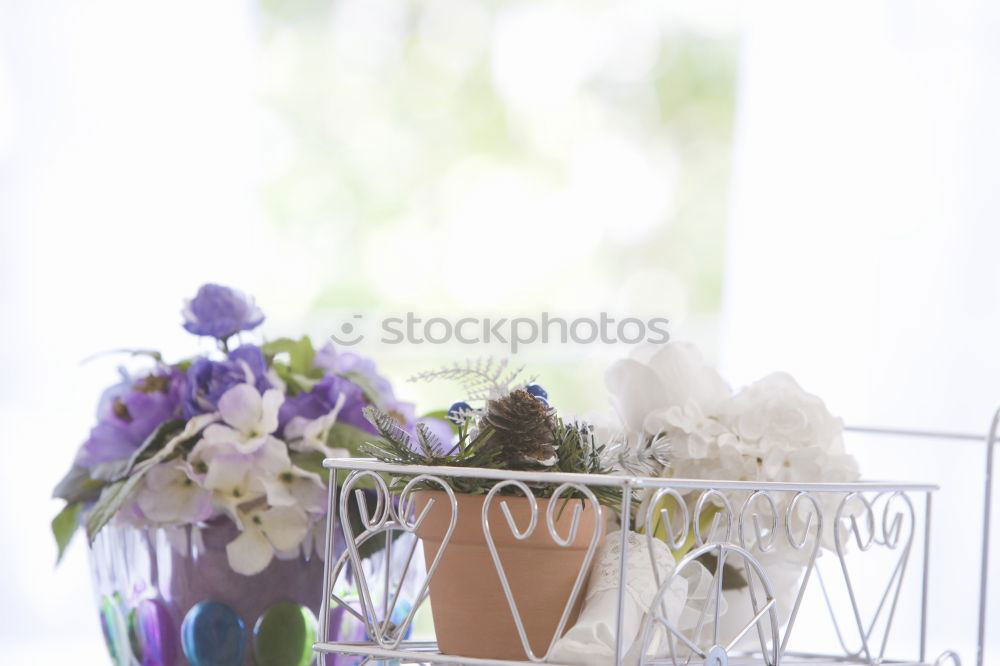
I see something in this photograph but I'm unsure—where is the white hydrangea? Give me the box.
[604,342,861,648]
[606,345,859,488]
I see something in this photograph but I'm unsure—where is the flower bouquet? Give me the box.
[53,284,439,666]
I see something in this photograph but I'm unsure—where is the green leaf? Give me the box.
[262,336,320,378]
[327,422,380,457]
[81,348,164,364]
[289,450,328,478]
[52,502,82,564]
[270,363,319,396]
[339,370,384,408]
[84,419,186,485]
[419,410,459,435]
[697,552,749,590]
[289,424,383,486]
[85,477,143,544]
[288,451,377,490]
[89,460,130,482]
[52,466,106,504]
[123,419,186,476]
[85,413,217,543]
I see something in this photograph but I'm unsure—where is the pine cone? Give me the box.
[482,388,557,467]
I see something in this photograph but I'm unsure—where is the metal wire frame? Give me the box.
[314,456,952,666]
[637,541,781,666]
[317,400,1000,666]
[845,414,999,666]
[635,486,924,666]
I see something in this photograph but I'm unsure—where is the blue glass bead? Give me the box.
[391,600,412,637]
[181,601,246,666]
[363,598,413,643]
[447,401,472,424]
[526,384,548,400]
[252,601,317,666]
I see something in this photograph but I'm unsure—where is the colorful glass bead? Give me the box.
[390,600,412,637]
[252,602,317,666]
[181,601,246,666]
[128,611,143,663]
[129,599,178,666]
[100,596,130,666]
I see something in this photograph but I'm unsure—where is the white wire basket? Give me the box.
[314,419,998,666]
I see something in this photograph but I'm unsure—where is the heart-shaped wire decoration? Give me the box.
[820,491,916,663]
[737,490,824,661]
[481,480,604,662]
[334,470,458,649]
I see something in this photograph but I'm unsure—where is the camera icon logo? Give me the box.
[329,314,364,346]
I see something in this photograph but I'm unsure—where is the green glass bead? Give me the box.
[100,596,129,666]
[252,602,317,666]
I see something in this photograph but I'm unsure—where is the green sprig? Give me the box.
[361,406,628,511]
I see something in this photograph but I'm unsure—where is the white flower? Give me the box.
[601,343,863,657]
[185,383,296,518]
[605,343,730,434]
[716,372,858,485]
[284,392,350,458]
[188,435,290,517]
[261,465,327,514]
[201,383,284,454]
[225,504,310,575]
[722,373,843,451]
[136,460,214,524]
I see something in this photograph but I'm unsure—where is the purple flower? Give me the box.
[76,369,185,468]
[314,343,394,398]
[279,375,369,434]
[182,284,265,340]
[278,371,416,436]
[299,344,435,446]
[184,344,271,417]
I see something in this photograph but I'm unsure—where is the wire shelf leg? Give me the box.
[976,408,999,666]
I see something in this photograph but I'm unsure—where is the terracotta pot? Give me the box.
[414,490,605,661]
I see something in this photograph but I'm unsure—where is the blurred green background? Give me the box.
[254,0,740,414]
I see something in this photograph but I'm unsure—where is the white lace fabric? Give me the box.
[551,530,688,665]
[585,530,675,608]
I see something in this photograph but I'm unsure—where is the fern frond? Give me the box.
[363,406,412,448]
[408,357,525,401]
[414,422,444,458]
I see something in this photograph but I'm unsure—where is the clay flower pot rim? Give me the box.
[411,490,605,550]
